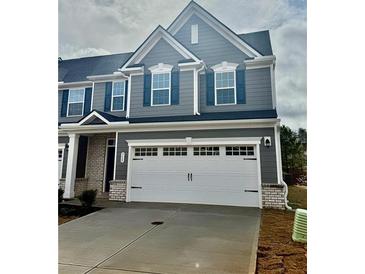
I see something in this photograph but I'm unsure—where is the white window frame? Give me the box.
[111,80,125,111]
[67,88,85,117]
[211,61,239,106]
[225,145,256,158]
[191,24,198,44]
[149,63,173,107]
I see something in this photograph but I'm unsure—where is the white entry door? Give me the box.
[129,145,260,207]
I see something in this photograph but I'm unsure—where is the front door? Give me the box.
[104,139,115,192]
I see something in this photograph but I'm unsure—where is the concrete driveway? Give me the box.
[59,203,261,274]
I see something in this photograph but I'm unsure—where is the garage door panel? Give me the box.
[130,145,260,207]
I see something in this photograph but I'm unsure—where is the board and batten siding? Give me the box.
[129,70,194,118]
[115,128,278,184]
[173,14,249,67]
[199,67,273,112]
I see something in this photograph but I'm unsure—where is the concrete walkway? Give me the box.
[59,203,261,274]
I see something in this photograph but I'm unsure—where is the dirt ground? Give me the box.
[256,209,307,273]
[58,215,78,225]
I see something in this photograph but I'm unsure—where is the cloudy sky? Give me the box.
[59,0,307,130]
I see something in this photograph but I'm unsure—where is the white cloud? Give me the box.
[59,0,307,129]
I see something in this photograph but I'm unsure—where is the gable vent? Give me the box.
[191,24,198,44]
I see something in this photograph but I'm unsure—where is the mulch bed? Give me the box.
[256,209,307,273]
[58,204,102,225]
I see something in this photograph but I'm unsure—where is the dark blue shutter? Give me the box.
[236,68,246,104]
[83,87,92,115]
[60,89,69,117]
[143,73,151,106]
[124,80,128,111]
[206,69,215,106]
[171,69,180,105]
[104,82,112,112]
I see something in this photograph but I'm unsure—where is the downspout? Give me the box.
[120,72,131,118]
[194,62,205,115]
[276,124,292,210]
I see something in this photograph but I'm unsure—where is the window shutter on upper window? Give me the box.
[143,73,151,106]
[206,69,215,106]
[236,68,246,104]
[104,82,112,112]
[124,80,128,111]
[83,87,93,115]
[171,68,180,105]
[60,89,69,117]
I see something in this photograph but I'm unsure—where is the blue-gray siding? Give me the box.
[139,38,185,68]
[129,71,194,118]
[199,67,273,113]
[115,128,278,184]
[93,82,126,116]
[174,15,249,66]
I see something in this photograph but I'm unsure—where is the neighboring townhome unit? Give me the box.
[58,1,288,209]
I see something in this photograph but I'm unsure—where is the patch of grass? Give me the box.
[288,185,307,209]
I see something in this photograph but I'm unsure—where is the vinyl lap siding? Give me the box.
[199,67,273,112]
[129,71,194,118]
[115,128,278,184]
[174,15,249,66]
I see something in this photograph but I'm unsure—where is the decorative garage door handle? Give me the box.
[131,186,142,189]
[187,173,193,181]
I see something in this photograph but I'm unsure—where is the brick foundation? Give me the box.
[59,178,88,197]
[109,180,127,201]
[262,184,286,210]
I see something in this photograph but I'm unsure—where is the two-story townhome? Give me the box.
[58,1,288,209]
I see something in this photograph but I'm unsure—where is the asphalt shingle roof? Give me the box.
[238,30,273,56]
[58,52,133,83]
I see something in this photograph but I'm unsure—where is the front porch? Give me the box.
[59,132,121,199]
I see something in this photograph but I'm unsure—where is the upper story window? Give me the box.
[112,81,125,111]
[215,71,236,105]
[191,24,198,44]
[212,62,239,106]
[67,88,85,116]
[149,63,173,106]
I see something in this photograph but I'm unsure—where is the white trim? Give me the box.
[67,88,85,117]
[58,81,92,89]
[126,137,262,147]
[121,26,200,70]
[148,63,173,74]
[103,137,116,192]
[168,2,262,57]
[270,63,277,109]
[151,71,172,106]
[59,118,280,134]
[256,143,263,208]
[111,80,126,112]
[211,61,239,72]
[126,75,132,118]
[274,123,282,184]
[244,55,275,70]
[214,69,237,106]
[86,72,128,82]
[126,145,133,202]
[77,110,110,125]
[91,82,95,111]
[113,132,118,180]
[194,65,205,115]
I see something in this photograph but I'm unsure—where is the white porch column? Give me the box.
[64,133,80,199]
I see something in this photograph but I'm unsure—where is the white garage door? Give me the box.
[129,145,260,207]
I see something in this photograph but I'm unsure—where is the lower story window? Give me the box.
[193,146,220,156]
[163,147,187,156]
[226,146,254,156]
[135,147,158,156]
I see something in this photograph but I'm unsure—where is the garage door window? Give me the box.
[135,147,158,156]
[163,147,187,156]
[226,146,255,156]
[193,146,220,156]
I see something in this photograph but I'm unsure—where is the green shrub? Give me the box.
[77,189,97,207]
[58,188,64,203]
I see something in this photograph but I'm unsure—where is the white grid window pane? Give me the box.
[216,72,234,89]
[153,73,169,89]
[112,96,124,111]
[68,103,83,116]
[69,89,84,102]
[216,88,235,104]
[113,82,125,96]
[193,146,219,156]
[134,147,158,157]
[153,89,169,105]
[225,146,255,156]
